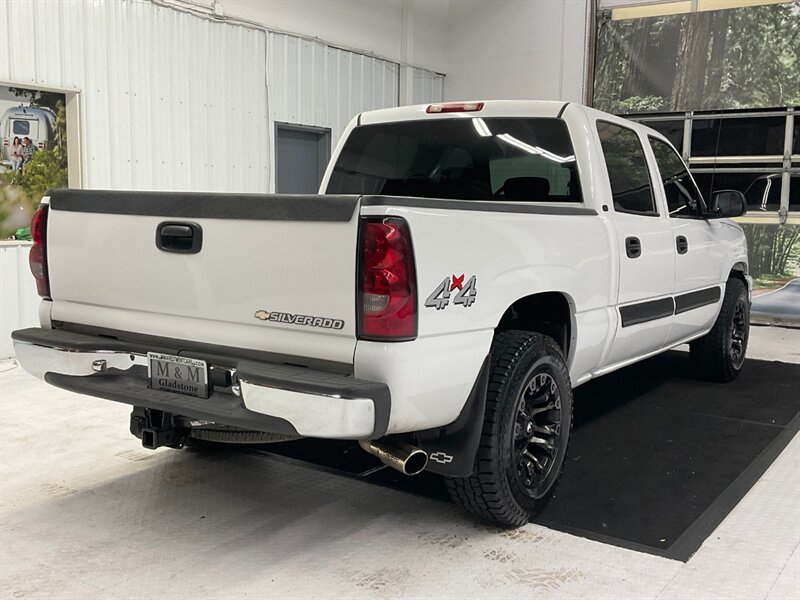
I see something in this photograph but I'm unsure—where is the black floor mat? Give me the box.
[247,351,800,561]
[534,351,800,560]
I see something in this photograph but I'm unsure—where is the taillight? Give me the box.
[29,205,50,298]
[426,102,484,114]
[358,217,417,341]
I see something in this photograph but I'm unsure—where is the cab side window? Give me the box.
[596,121,657,216]
[649,137,705,217]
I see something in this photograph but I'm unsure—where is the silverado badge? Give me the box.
[254,309,344,330]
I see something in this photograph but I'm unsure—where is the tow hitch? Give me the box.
[130,407,188,449]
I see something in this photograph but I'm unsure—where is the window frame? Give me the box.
[596,119,660,218]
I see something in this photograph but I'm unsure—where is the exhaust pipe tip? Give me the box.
[400,448,428,476]
[359,439,428,476]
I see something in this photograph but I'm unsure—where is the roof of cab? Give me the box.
[355,99,676,150]
[359,100,570,125]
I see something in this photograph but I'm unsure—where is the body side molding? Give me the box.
[619,285,723,327]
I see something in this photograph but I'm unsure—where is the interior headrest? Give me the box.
[501,177,550,200]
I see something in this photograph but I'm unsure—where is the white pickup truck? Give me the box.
[13,101,751,527]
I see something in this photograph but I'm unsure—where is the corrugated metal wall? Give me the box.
[0,0,444,357]
[0,243,38,360]
[0,0,269,192]
[411,68,445,106]
[268,33,400,147]
[0,0,444,194]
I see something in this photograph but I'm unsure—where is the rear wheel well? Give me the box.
[496,292,573,360]
[729,263,748,289]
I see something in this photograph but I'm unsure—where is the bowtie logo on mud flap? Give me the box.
[429,452,454,464]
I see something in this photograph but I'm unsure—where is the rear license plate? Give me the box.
[148,352,208,398]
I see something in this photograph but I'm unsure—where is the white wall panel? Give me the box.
[0,243,39,360]
[410,68,444,105]
[221,0,411,69]
[0,0,269,193]
[0,0,418,191]
[267,32,399,161]
[444,0,588,103]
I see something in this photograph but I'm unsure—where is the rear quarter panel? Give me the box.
[356,202,616,433]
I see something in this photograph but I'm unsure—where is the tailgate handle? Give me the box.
[156,221,202,254]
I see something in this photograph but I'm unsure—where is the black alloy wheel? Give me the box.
[690,277,750,382]
[514,371,564,499]
[729,295,748,370]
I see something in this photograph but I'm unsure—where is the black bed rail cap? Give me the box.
[46,189,360,222]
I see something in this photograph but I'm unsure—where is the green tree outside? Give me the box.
[593,3,800,113]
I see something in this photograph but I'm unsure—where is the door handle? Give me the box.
[156,221,202,254]
[676,235,689,255]
[625,236,642,259]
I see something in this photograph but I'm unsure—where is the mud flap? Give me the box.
[413,354,490,477]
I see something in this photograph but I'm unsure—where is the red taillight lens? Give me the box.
[358,217,417,341]
[29,206,50,298]
[426,102,484,114]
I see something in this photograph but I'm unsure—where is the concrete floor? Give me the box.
[1,326,798,599]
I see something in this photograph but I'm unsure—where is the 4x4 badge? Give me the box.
[425,274,478,310]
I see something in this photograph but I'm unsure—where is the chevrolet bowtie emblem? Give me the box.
[429,452,454,464]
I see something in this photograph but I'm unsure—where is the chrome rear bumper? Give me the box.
[12,327,389,439]
[14,341,148,379]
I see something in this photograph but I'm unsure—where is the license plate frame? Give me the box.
[147,352,209,399]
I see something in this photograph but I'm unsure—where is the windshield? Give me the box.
[326,117,582,203]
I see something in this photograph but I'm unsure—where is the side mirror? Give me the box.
[708,190,747,219]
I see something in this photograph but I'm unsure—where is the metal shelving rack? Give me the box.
[625,107,799,224]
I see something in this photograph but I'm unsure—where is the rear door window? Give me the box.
[326,117,582,203]
[596,121,656,216]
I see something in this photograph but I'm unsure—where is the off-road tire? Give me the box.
[690,277,750,382]
[445,331,573,528]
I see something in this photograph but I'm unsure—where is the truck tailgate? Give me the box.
[45,190,360,365]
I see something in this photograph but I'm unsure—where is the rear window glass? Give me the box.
[326,117,582,203]
[12,120,31,136]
